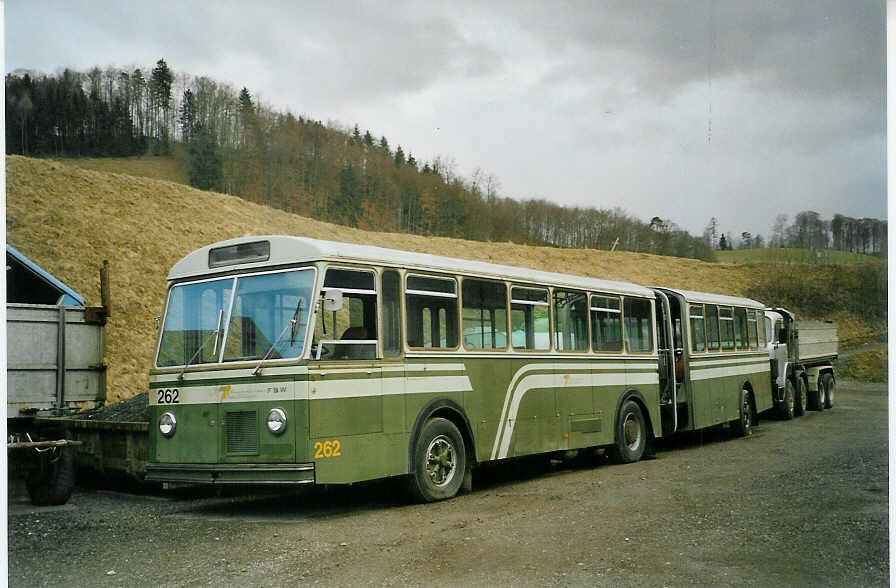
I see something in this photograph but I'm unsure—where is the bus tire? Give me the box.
[608,400,647,464]
[408,418,466,503]
[732,388,754,437]
[26,445,76,506]
[780,379,795,420]
[821,373,835,409]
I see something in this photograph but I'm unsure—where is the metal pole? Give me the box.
[55,306,66,415]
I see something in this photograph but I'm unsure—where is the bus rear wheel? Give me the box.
[732,389,754,437]
[408,418,466,502]
[609,400,647,464]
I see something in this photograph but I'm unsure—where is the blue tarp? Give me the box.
[6,244,85,306]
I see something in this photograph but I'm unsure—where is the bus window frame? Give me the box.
[734,307,749,351]
[589,293,624,354]
[404,272,461,352]
[460,276,510,352]
[510,284,552,353]
[623,296,655,354]
[380,267,404,360]
[313,264,379,361]
[156,265,318,369]
[552,287,591,354]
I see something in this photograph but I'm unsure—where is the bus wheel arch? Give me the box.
[407,398,475,501]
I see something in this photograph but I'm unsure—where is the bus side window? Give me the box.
[719,307,735,350]
[689,304,705,352]
[553,289,589,351]
[462,279,508,350]
[624,297,654,353]
[590,294,622,352]
[382,270,402,357]
[313,268,377,360]
[405,274,458,349]
[511,286,550,350]
[705,305,720,351]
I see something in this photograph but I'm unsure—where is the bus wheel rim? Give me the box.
[425,435,457,487]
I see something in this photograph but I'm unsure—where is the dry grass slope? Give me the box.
[5,155,880,399]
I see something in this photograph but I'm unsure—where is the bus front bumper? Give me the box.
[145,462,315,485]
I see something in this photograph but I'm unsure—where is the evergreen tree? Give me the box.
[394,144,405,166]
[187,122,222,190]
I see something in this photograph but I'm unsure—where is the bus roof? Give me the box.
[658,287,765,309]
[168,235,656,298]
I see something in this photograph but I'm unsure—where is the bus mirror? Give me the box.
[323,289,344,312]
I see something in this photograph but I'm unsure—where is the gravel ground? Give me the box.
[8,380,888,587]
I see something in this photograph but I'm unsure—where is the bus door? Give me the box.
[654,290,678,434]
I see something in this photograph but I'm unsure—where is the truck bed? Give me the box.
[797,321,838,364]
[7,303,106,416]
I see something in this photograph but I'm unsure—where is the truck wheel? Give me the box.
[408,418,466,502]
[26,445,76,506]
[780,379,795,420]
[608,400,647,464]
[794,377,806,416]
[732,388,754,437]
[810,376,824,411]
[822,373,835,409]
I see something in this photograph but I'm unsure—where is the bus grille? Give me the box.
[225,411,257,454]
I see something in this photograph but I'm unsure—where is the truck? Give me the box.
[6,245,108,505]
[764,308,837,420]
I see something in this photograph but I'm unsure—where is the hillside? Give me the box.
[716,248,886,265]
[6,156,884,400]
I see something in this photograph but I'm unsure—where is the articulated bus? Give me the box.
[146,236,771,501]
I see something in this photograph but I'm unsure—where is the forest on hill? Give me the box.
[5,60,716,260]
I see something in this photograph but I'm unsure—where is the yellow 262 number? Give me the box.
[313,439,342,459]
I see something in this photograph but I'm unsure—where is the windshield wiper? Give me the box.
[253,299,303,376]
[178,309,223,381]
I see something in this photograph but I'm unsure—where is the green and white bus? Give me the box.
[146,236,771,501]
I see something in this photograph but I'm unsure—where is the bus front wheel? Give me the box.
[609,400,647,464]
[408,418,466,502]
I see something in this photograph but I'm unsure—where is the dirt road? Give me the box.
[8,380,888,587]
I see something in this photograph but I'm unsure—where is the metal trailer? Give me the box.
[764,308,838,419]
[6,249,109,505]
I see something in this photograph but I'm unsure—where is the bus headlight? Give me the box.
[159,412,177,438]
[267,408,287,435]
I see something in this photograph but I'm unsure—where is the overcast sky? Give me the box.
[5,1,886,239]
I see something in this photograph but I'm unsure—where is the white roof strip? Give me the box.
[169,235,656,298]
[660,287,765,309]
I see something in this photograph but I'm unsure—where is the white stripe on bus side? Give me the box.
[689,362,770,381]
[490,363,659,460]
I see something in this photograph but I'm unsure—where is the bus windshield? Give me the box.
[157,268,315,367]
